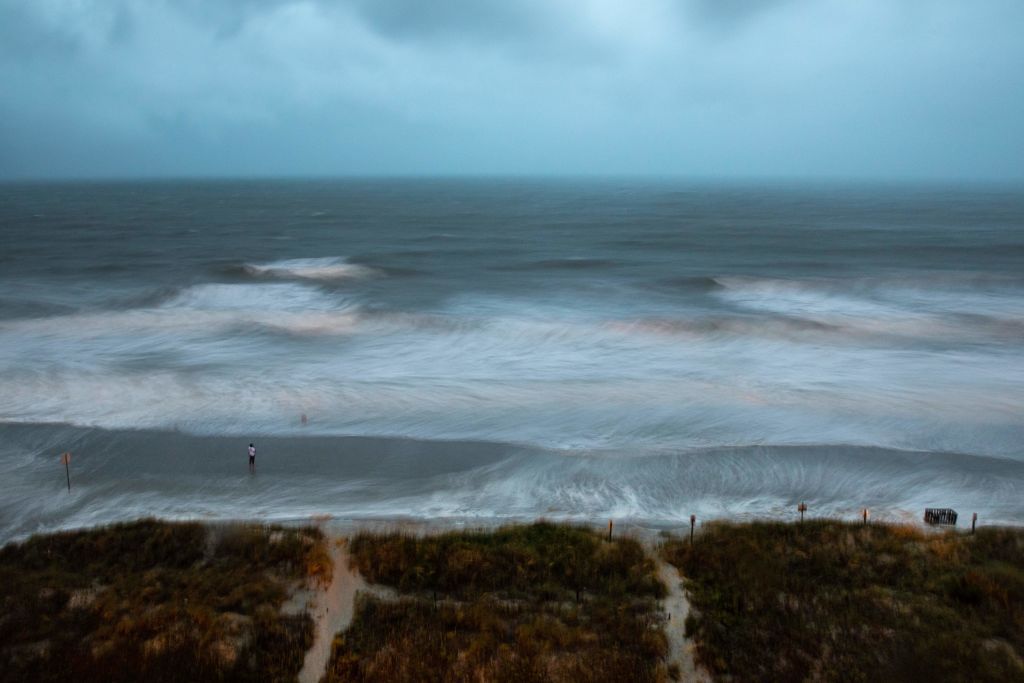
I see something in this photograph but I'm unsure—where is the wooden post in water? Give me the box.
[972,512,978,534]
[798,502,807,523]
[60,452,72,492]
[607,519,613,543]
[689,514,696,546]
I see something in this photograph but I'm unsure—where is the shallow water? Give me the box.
[1,179,1022,541]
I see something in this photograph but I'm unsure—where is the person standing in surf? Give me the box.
[248,443,256,472]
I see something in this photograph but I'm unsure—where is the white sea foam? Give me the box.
[713,276,917,320]
[705,275,1024,343]
[243,257,377,281]
[0,283,362,343]
[1,278,1022,461]
[166,282,341,311]
[713,275,1024,318]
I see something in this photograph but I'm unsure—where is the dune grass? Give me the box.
[0,519,330,683]
[661,520,1024,682]
[325,522,669,682]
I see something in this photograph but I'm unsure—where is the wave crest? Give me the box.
[242,257,377,281]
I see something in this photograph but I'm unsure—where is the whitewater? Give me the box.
[1,179,1022,542]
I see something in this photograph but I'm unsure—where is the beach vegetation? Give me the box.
[326,522,669,682]
[0,519,327,683]
[661,520,1024,682]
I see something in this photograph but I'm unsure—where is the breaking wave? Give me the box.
[241,256,378,281]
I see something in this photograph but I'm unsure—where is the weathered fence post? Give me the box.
[689,514,696,546]
[972,512,978,534]
[798,502,807,523]
[61,452,72,492]
[862,508,869,525]
[607,519,613,543]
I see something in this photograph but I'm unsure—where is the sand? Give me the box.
[296,539,365,683]
[656,559,711,682]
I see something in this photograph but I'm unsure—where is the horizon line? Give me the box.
[2,172,1023,189]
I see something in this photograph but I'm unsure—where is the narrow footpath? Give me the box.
[657,560,711,682]
[294,532,710,682]
[297,539,365,683]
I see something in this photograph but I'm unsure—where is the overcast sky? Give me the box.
[1,0,1023,181]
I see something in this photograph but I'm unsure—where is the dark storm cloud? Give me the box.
[0,0,1022,181]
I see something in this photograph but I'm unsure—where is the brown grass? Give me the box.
[661,520,1024,682]
[0,519,329,683]
[325,522,669,682]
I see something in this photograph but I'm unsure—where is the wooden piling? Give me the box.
[60,452,72,492]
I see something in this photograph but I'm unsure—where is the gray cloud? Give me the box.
[0,0,1022,181]
[348,0,545,43]
[688,0,796,30]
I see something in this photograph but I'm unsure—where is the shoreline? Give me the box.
[2,509,1003,552]
[3,421,1023,545]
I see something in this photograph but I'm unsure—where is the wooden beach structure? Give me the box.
[923,508,958,526]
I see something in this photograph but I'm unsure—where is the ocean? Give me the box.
[1,179,1022,542]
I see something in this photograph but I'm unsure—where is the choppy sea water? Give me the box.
[1,179,1022,542]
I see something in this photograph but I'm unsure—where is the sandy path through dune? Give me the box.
[297,539,365,683]
[657,559,711,682]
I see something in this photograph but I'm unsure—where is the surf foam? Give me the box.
[243,257,377,281]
